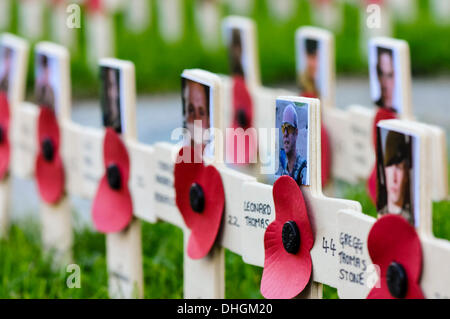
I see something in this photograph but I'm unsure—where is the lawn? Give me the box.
[0,177,448,299]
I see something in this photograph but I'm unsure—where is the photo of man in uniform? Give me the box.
[377,129,413,225]
[182,78,210,150]
[0,46,13,93]
[100,66,122,133]
[276,103,307,186]
[35,54,55,110]
[375,47,395,112]
[299,38,319,98]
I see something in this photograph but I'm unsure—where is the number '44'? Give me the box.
[322,237,336,256]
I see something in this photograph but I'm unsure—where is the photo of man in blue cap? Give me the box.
[276,102,308,186]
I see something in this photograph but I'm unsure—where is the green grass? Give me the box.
[1,176,447,299]
[4,0,450,99]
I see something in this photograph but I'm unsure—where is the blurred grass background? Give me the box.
[1,177,448,299]
[3,0,450,99]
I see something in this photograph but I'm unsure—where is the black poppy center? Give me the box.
[386,261,408,299]
[42,138,54,162]
[236,109,248,128]
[189,183,205,213]
[282,221,300,254]
[107,164,121,190]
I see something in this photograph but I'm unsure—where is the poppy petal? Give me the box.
[0,92,10,180]
[232,75,253,130]
[92,176,133,233]
[38,107,60,151]
[91,128,133,233]
[367,214,424,299]
[368,214,422,279]
[35,154,65,203]
[104,128,129,182]
[174,148,205,230]
[0,139,9,180]
[186,165,225,259]
[35,107,64,204]
[261,176,314,299]
[174,146,225,259]
[227,75,256,165]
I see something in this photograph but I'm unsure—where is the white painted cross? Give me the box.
[85,0,115,70]
[311,0,342,31]
[0,0,12,30]
[50,0,77,50]
[195,0,221,50]
[33,42,73,267]
[0,33,29,238]
[267,0,297,21]
[360,0,392,57]
[430,0,450,25]
[336,118,450,298]
[156,0,183,43]
[18,0,45,41]
[125,0,151,33]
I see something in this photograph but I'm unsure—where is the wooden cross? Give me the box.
[156,0,183,43]
[311,0,342,31]
[85,0,115,70]
[0,33,29,238]
[309,31,449,201]
[226,0,254,16]
[50,0,77,50]
[360,0,392,57]
[430,0,450,25]
[389,0,417,22]
[33,42,73,267]
[18,0,45,40]
[125,0,150,33]
[0,0,12,30]
[221,16,294,181]
[195,0,220,50]
[267,0,297,21]
[336,118,450,298]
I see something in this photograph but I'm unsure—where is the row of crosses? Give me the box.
[0,14,449,299]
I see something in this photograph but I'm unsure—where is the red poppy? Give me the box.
[87,0,102,12]
[260,175,314,299]
[367,214,424,299]
[367,108,397,203]
[226,75,257,165]
[92,128,133,233]
[0,92,11,180]
[35,107,65,204]
[174,146,225,259]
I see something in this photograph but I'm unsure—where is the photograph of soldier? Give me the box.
[298,38,319,98]
[100,66,122,133]
[370,45,401,114]
[275,100,309,186]
[0,45,13,93]
[181,76,211,153]
[376,127,414,226]
[228,27,245,77]
[34,53,56,111]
